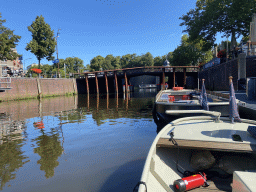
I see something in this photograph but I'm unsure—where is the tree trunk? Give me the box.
[230,31,237,51]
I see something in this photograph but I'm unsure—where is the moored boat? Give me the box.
[135,115,256,192]
[139,84,157,89]
[152,81,244,128]
[135,77,256,192]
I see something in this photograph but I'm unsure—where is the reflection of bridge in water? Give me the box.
[75,66,199,94]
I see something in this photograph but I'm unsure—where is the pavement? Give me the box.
[213,90,256,111]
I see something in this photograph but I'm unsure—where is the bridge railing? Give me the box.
[74,66,199,78]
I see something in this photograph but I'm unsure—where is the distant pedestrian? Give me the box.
[165,83,168,90]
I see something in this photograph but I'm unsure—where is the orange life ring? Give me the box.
[172,87,183,91]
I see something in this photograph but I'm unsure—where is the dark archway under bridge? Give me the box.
[75,66,199,94]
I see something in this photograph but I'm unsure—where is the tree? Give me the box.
[140,52,154,67]
[180,0,256,51]
[171,34,213,66]
[26,15,56,69]
[120,54,133,68]
[0,13,21,60]
[154,56,163,66]
[90,55,105,71]
[112,56,121,69]
[73,57,84,73]
[103,55,115,70]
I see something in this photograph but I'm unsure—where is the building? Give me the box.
[0,49,23,77]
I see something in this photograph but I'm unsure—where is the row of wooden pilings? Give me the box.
[80,66,198,94]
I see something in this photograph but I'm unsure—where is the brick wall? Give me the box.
[40,78,75,97]
[0,78,77,101]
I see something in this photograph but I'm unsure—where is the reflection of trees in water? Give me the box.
[52,95,155,127]
[91,97,155,126]
[33,129,63,179]
[57,110,86,124]
[0,135,28,190]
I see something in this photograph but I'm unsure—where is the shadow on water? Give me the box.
[98,159,145,192]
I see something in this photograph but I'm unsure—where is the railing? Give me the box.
[74,66,199,78]
[0,77,12,89]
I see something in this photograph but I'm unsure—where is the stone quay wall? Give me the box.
[0,78,77,101]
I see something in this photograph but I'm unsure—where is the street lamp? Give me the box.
[56,28,61,78]
[24,58,32,75]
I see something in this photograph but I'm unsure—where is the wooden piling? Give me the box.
[85,75,89,94]
[105,72,109,94]
[95,73,99,94]
[114,71,118,93]
[162,68,165,90]
[124,71,128,93]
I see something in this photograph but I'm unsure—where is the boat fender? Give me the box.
[133,181,147,192]
[173,172,208,192]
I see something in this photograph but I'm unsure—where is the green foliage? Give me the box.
[140,52,154,67]
[171,34,213,66]
[154,56,164,66]
[26,15,56,69]
[180,0,256,51]
[0,13,21,60]
[90,55,105,71]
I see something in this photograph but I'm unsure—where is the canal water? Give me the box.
[0,89,158,192]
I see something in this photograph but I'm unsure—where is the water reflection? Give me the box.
[32,128,63,178]
[77,93,154,126]
[0,113,28,190]
[0,92,157,191]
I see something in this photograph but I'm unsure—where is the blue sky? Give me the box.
[1,0,225,67]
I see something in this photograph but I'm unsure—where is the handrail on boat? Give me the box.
[165,110,221,117]
[169,116,256,126]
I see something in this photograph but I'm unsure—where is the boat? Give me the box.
[139,84,157,89]
[134,77,256,192]
[135,114,256,192]
[152,81,244,128]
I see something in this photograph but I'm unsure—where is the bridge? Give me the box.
[74,66,199,94]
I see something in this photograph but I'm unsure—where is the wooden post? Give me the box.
[105,72,109,94]
[85,74,89,94]
[36,78,42,98]
[162,68,165,90]
[114,71,118,93]
[87,93,90,111]
[183,68,186,87]
[96,93,99,111]
[124,71,128,93]
[173,68,176,87]
[107,93,109,110]
[95,72,99,94]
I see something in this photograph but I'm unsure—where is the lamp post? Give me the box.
[56,28,61,78]
[24,58,32,75]
[64,63,66,78]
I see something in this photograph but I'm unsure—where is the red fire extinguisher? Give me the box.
[173,172,208,192]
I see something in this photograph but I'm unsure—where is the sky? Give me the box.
[1,0,226,68]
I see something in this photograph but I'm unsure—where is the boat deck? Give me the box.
[157,119,256,153]
[190,177,232,191]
